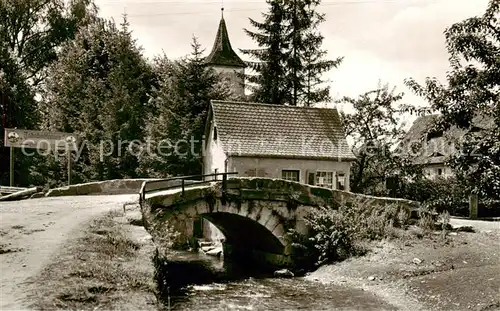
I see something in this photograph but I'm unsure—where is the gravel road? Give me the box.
[0,194,139,310]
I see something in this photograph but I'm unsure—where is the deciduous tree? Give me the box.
[405,0,500,199]
[0,0,97,186]
[44,17,155,182]
[340,84,420,195]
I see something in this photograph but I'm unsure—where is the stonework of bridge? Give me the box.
[140,178,418,269]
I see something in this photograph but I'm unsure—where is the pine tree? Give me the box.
[242,0,341,106]
[241,0,288,105]
[284,0,342,106]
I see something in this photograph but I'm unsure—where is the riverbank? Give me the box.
[305,221,500,311]
[28,206,160,310]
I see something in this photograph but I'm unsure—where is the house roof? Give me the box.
[402,115,440,143]
[401,114,494,165]
[204,11,246,68]
[208,100,355,160]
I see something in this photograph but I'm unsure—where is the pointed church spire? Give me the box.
[204,9,246,68]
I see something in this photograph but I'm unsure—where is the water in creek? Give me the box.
[163,250,397,311]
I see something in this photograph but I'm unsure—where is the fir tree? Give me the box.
[284,0,342,106]
[241,0,288,105]
[300,1,343,106]
[242,0,341,106]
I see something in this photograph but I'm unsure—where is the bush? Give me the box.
[288,199,412,267]
[478,199,500,218]
[399,176,469,216]
[399,176,500,217]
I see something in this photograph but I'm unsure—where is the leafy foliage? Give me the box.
[43,17,155,181]
[137,37,232,177]
[399,176,500,217]
[288,199,411,267]
[242,0,341,106]
[399,176,469,216]
[405,0,500,199]
[0,0,97,186]
[339,84,422,195]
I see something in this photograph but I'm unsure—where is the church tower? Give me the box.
[205,8,246,97]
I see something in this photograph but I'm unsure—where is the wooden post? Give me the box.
[469,193,478,220]
[67,150,72,186]
[9,147,14,186]
[223,173,227,191]
[181,179,185,197]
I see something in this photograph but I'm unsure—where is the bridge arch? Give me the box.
[141,177,419,269]
[145,197,295,267]
[141,178,341,268]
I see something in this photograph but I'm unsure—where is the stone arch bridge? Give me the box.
[140,177,417,269]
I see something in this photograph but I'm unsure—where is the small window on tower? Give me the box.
[213,126,218,141]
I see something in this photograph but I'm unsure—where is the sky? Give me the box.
[93,0,488,125]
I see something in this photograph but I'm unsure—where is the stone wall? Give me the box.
[45,179,159,197]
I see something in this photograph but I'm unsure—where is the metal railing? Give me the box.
[140,172,238,202]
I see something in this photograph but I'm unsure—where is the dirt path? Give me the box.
[306,224,500,311]
[0,194,139,310]
[450,218,500,231]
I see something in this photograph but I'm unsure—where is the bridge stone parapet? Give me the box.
[45,178,161,197]
[141,177,419,270]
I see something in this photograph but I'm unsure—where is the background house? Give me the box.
[203,100,355,190]
[402,114,493,179]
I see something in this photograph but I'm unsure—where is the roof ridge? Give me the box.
[208,99,355,160]
[211,100,338,111]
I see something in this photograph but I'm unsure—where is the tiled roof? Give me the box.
[210,100,355,160]
[401,114,494,165]
[204,14,246,68]
[402,115,440,143]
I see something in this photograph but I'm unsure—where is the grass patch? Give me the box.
[31,212,158,310]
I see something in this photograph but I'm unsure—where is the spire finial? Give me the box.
[221,0,224,18]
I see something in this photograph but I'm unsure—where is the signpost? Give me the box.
[4,128,80,186]
[9,147,13,187]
